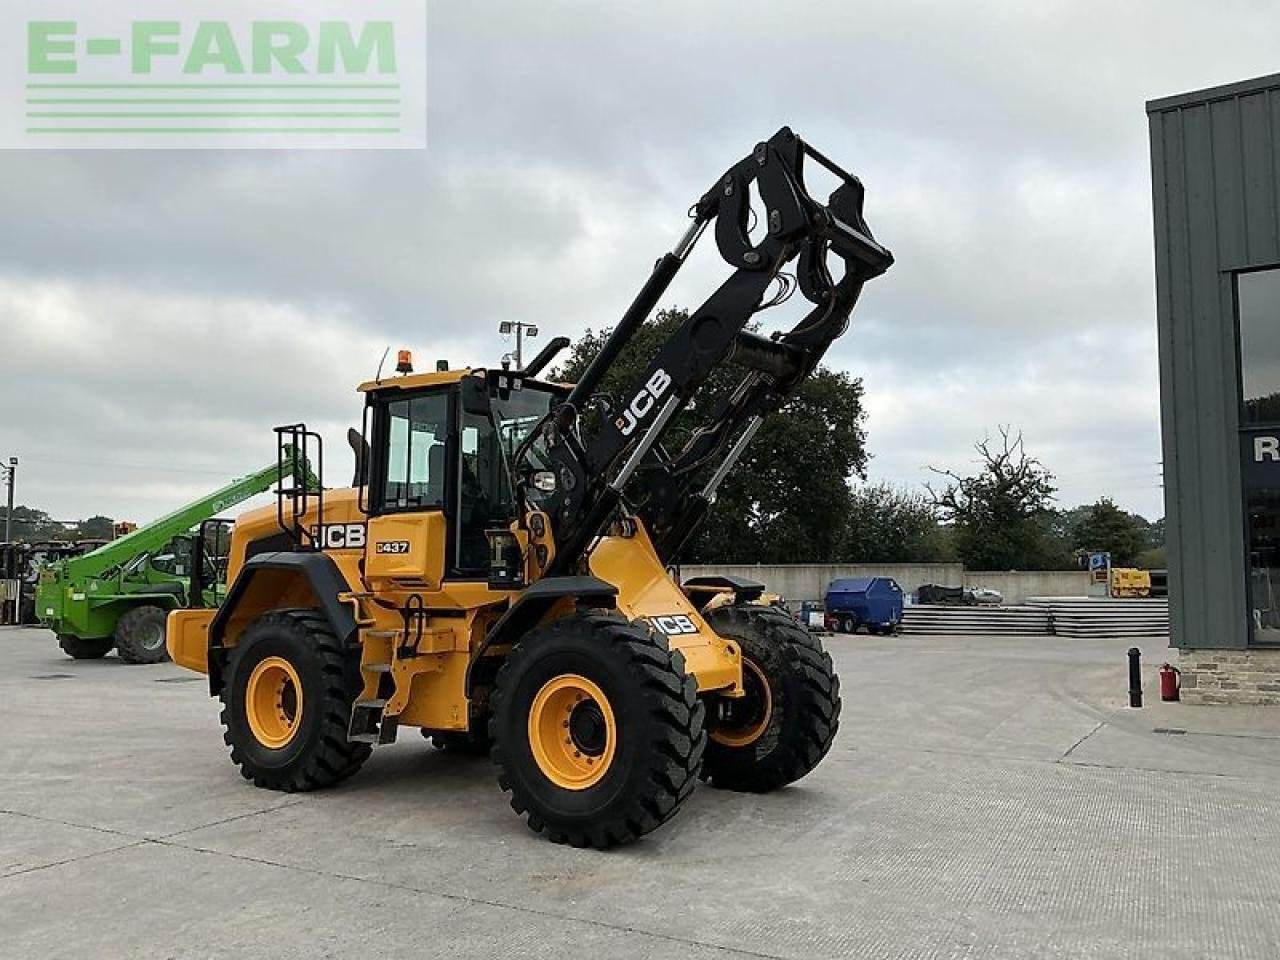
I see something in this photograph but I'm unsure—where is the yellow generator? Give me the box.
[1110,568,1152,598]
[167,127,892,847]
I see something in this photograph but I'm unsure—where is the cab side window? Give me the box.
[381,393,450,511]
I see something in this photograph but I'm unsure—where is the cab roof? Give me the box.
[357,367,475,393]
[357,367,572,394]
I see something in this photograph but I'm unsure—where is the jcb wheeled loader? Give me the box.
[167,128,892,847]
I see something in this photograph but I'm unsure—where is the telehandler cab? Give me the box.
[168,127,892,847]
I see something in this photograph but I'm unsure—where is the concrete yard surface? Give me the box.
[3,626,1280,959]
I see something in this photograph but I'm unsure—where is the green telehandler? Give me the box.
[36,451,308,663]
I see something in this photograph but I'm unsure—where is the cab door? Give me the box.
[364,389,451,587]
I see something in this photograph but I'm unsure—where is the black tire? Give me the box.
[840,615,858,635]
[424,726,491,755]
[490,612,706,848]
[220,609,371,792]
[58,634,114,660]
[18,595,36,626]
[114,604,171,664]
[702,604,841,793]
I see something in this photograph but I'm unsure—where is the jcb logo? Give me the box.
[648,614,699,636]
[316,523,366,550]
[616,369,673,437]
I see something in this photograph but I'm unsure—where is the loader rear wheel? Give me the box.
[57,634,114,660]
[490,613,706,848]
[114,605,170,664]
[220,609,371,792]
[702,604,840,793]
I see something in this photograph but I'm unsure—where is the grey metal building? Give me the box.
[1148,73,1280,703]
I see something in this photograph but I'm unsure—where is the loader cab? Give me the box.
[362,371,561,581]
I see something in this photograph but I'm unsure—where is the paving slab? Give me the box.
[3,625,1280,959]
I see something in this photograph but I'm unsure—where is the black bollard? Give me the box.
[1128,647,1143,708]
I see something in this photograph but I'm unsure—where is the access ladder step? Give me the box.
[348,698,397,746]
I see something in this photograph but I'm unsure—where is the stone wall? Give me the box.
[1177,648,1280,706]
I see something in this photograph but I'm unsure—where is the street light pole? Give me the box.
[498,321,540,369]
[2,457,14,546]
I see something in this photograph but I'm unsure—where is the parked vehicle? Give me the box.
[966,587,1003,606]
[824,577,903,635]
[916,583,965,606]
[36,454,301,663]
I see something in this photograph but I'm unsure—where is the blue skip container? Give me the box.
[824,577,903,635]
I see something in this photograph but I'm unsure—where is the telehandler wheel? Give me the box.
[114,605,171,664]
[57,634,114,660]
[701,604,840,793]
[490,612,706,849]
[220,609,371,792]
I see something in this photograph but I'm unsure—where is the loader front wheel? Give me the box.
[490,613,706,848]
[702,605,840,793]
[220,609,371,792]
[114,605,170,664]
[57,634,114,660]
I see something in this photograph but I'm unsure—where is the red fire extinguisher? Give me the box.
[1159,663,1181,702]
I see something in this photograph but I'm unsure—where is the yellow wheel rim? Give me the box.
[711,658,773,748]
[245,656,303,749]
[528,674,616,790]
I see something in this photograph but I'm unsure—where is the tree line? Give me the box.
[1,506,115,544]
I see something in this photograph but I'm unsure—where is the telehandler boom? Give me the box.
[168,128,892,847]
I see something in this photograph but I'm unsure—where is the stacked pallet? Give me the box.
[1026,597,1170,638]
[899,604,1052,636]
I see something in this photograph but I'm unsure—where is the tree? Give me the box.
[927,427,1070,570]
[842,483,952,563]
[1067,497,1152,567]
[75,515,115,540]
[555,308,868,563]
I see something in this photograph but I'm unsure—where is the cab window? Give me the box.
[380,392,450,511]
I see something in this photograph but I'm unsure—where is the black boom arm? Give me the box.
[530,127,893,572]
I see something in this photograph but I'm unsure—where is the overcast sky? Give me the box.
[2,0,1277,526]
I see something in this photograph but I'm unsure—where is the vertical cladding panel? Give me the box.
[1240,92,1279,264]
[1273,90,1280,260]
[1209,98,1247,267]
[1151,109,1190,650]
[1183,104,1229,647]
[1208,98,1250,647]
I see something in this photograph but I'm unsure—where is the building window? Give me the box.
[1247,488,1280,644]
[1239,268,1280,643]
[1238,268,1280,426]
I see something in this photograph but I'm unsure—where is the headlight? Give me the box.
[531,471,557,493]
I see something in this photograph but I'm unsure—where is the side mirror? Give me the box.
[460,375,492,417]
